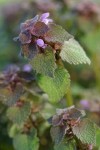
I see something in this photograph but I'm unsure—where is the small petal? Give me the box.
[36,39,44,47]
[42,44,47,49]
[42,19,48,24]
[89,144,93,150]
[23,64,32,72]
[42,18,53,24]
[80,100,90,109]
[40,12,50,20]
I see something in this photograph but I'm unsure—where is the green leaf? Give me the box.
[54,141,75,150]
[30,47,56,77]
[13,128,39,150]
[50,126,66,145]
[60,38,91,65]
[96,127,100,147]
[37,67,70,103]
[7,102,31,125]
[0,83,23,106]
[44,23,73,44]
[8,124,21,138]
[72,118,96,145]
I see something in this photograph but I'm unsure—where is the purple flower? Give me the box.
[23,64,32,72]
[80,99,90,109]
[14,15,39,44]
[14,13,52,49]
[36,39,47,49]
[89,144,93,150]
[39,12,53,25]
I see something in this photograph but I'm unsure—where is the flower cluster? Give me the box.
[0,64,33,90]
[14,12,53,58]
[50,106,85,127]
[74,1,100,19]
[49,106,85,143]
[80,99,100,112]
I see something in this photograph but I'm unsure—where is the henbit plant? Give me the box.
[0,12,98,150]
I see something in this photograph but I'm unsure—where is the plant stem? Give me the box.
[92,53,100,92]
[65,87,73,107]
[56,59,74,107]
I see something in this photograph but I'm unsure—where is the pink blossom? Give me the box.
[80,99,90,109]
[39,12,53,25]
[36,39,47,49]
[23,64,32,72]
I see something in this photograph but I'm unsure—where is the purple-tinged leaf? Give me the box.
[7,101,31,125]
[31,21,49,36]
[50,126,66,145]
[0,83,23,106]
[20,15,39,32]
[19,31,31,44]
[21,43,38,59]
[44,23,73,44]
[52,115,63,126]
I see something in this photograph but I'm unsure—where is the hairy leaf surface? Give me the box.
[7,102,31,125]
[37,67,70,103]
[50,126,66,145]
[54,141,75,150]
[60,38,91,65]
[44,23,73,44]
[72,118,96,145]
[13,128,39,150]
[30,47,56,77]
[0,83,23,106]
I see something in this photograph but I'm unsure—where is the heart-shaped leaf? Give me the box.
[50,126,66,145]
[72,118,96,145]
[37,67,70,103]
[30,47,56,77]
[54,141,75,150]
[0,83,23,106]
[13,128,39,150]
[44,23,73,44]
[60,38,91,65]
[7,102,31,125]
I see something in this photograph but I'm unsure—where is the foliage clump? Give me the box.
[0,12,99,150]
